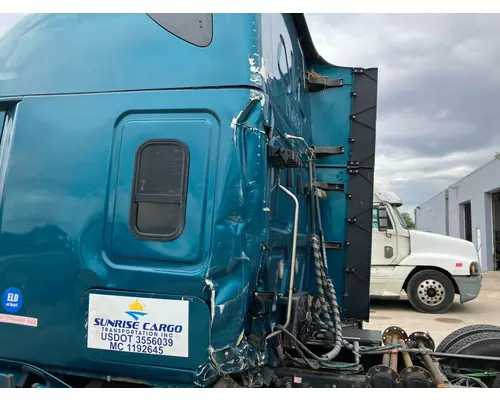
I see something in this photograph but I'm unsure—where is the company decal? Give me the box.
[87,294,189,358]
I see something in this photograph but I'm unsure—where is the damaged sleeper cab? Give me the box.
[0,12,309,387]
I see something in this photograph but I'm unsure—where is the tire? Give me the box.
[440,331,500,387]
[436,324,500,353]
[445,331,500,356]
[407,269,455,313]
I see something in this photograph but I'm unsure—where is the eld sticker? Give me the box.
[87,294,189,358]
[2,287,23,313]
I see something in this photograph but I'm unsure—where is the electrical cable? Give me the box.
[0,358,72,388]
[275,324,361,370]
[275,324,324,362]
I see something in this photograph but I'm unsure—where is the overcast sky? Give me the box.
[306,13,500,213]
[1,13,499,215]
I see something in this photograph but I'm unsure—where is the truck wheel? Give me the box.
[436,324,500,353]
[440,330,500,387]
[445,331,500,356]
[407,270,454,313]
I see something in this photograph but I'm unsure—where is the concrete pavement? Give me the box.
[365,271,500,346]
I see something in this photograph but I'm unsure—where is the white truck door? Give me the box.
[371,204,398,265]
[370,204,399,296]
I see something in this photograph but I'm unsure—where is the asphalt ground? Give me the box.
[365,271,500,345]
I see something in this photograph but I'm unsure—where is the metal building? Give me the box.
[415,155,500,271]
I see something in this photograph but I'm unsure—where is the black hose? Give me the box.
[275,324,325,362]
[275,324,360,370]
[0,358,71,388]
[285,349,319,370]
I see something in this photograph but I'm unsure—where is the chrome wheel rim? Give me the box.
[418,279,445,306]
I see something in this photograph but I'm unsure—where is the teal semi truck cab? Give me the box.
[0,13,498,389]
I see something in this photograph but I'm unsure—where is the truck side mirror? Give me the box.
[377,206,389,232]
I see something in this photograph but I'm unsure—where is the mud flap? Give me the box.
[344,68,378,320]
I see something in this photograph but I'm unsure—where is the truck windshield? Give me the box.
[392,205,408,229]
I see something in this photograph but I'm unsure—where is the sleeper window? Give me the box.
[130,140,189,241]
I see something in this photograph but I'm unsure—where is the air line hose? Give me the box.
[309,163,356,361]
[277,141,355,364]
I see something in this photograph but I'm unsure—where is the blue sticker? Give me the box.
[2,287,23,313]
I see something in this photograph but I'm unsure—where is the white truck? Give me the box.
[371,188,482,313]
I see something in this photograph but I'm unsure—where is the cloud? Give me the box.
[305,13,500,214]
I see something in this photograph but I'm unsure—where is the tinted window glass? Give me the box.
[131,140,189,240]
[373,205,393,230]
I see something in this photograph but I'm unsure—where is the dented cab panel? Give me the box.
[0,87,268,386]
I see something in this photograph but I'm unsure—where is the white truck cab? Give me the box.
[371,188,482,313]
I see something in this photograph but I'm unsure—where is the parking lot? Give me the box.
[365,271,500,346]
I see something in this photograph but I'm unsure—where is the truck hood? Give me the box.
[406,230,480,267]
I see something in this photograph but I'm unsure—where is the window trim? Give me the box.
[129,139,190,242]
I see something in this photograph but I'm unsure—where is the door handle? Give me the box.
[384,246,394,259]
